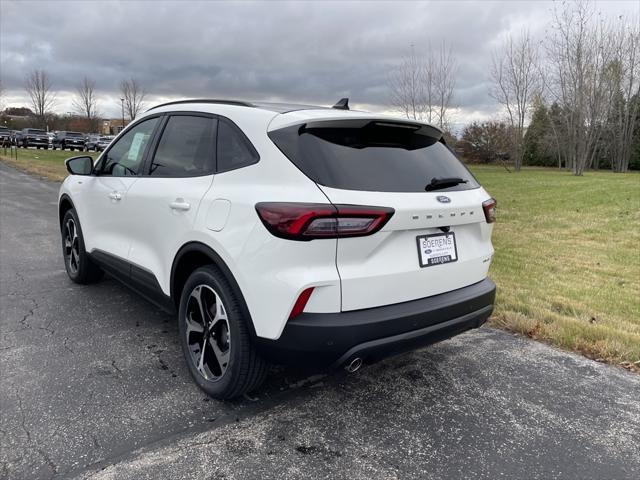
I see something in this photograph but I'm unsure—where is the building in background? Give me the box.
[101,119,129,135]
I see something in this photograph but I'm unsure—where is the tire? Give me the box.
[178,266,268,400]
[61,209,103,284]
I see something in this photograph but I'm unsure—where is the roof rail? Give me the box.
[146,99,255,112]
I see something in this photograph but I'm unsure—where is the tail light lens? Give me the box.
[482,198,497,223]
[255,202,394,240]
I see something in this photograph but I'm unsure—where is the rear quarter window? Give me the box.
[216,119,259,173]
[269,120,479,193]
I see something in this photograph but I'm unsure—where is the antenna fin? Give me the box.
[332,98,349,110]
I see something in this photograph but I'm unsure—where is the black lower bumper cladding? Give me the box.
[256,278,496,368]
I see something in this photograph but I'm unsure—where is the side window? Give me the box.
[99,117,159,176]
[216,119,259,172]
[149,115,216,177]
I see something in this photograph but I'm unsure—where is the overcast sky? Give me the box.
[1,0,638,125]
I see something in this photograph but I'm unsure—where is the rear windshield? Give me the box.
[269,120,479,192]
[27,129,47,134]
[67,132,83,137]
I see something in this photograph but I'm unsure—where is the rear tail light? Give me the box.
[255,202,394,240]
[482,198,497,223]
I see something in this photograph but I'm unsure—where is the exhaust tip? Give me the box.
[345,357,363,373]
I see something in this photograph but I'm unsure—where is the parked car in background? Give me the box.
[58,98,497,399]
[17,128,49,149]
[0,126,11,146]
[84,134,101,151]
[53,131,86,151]
[84,134,112,151]
[95,136,113,152]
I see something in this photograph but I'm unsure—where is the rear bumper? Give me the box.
[255,278,496,368]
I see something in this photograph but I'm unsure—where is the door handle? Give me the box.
[108,191,122,201]
[169,199,191,211]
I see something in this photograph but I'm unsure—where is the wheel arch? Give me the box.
[170,242,258,338]
[59,194,75,227]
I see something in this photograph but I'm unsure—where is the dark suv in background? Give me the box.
[0,127,11,146]
[17,128,49,149]
[53,131,86,151]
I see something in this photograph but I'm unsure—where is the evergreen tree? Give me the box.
[523,99,556,166]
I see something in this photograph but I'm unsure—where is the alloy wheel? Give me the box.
[185,284,231,381]
[64,218,80,274]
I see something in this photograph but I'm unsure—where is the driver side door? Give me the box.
[78,116,162,264]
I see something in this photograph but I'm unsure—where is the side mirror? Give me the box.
[65,156,93,175]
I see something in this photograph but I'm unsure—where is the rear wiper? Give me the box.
[425,177,468,191]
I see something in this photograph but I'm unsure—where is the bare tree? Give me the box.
[433,40,457,130]
[72,77,99,131]
[119,78,146,120]
[25,69,56,127]
[545,0,619,175]
[389,42,457,128]
[608,18,640,172]
[389,46,428,121]
[490,31,543,171]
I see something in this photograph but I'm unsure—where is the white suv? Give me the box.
[59,99,496,399]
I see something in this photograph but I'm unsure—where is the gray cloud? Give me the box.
[1,0,638,121]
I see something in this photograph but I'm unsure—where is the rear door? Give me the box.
[125,113,217,293]
[269,119,494,311]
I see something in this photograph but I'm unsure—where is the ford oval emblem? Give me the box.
[436,196,451,204]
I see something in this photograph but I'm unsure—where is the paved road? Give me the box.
[1,162,639,480]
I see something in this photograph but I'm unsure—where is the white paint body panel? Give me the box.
[72,175,139,260]
[125,175,215,290]
[318,186,494,311]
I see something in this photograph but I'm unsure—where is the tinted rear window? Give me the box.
[269,120,479,192]
[67,132,83,137]
[149,115,216,177]
[27,129,46,134]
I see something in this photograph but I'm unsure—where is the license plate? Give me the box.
[416,232,458,268]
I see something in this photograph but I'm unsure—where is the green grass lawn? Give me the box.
[0,147,94,181]
[1,151,639,371]
[472,165,640,371]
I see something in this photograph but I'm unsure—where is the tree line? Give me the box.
[0,72,147,133]
[2,0,637,172]
[390,0,639,174]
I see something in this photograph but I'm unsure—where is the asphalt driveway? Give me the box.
[1,163,639,479]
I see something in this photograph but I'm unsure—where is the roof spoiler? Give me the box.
[332,98,349,110]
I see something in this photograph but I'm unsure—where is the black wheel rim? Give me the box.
[185,284,231,381]
[63,218,80,274]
